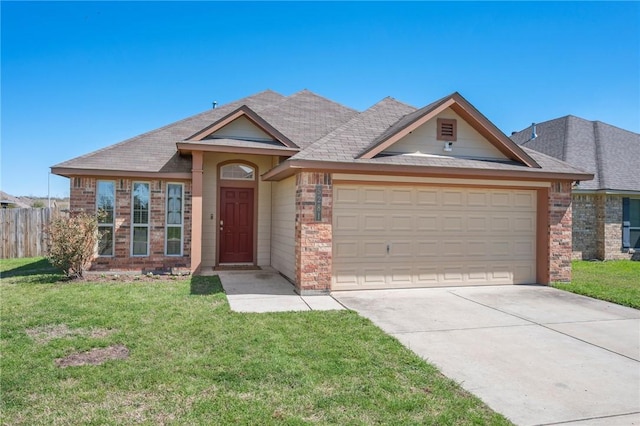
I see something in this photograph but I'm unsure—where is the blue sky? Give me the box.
[2,1,638,197]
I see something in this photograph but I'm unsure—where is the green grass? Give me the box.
[553,260,640,309]
[1,257,510,425]
[0,257,64,283]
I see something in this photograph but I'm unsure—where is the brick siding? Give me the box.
[572,193,632,260]
[548,182,572,282]
[572,194,597,259]
[294,172,332,294]
[69,177,192,272]
[600,194,626,260]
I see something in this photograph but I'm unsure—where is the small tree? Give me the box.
[31,200,46,208]
[47,211,99,279]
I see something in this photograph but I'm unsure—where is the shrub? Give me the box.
[47,211,99,279]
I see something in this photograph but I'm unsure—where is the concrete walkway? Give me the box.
[213,267,344,313]
[333,285,640,426]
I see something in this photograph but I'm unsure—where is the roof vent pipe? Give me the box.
[531,122,537,140]
[212,101,218,109]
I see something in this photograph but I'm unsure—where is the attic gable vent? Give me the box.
[437,118,457,141]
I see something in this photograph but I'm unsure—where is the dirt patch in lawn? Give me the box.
[55,344,129,368]
[26,324,114,344]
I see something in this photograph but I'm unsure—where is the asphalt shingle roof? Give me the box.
[53,89,591,180]
[254,90,358,148]
[293,97,416,162]
[293,96,586,177]
[511,116,640,191]
[53,90,286,174]
[364,97,446,152]
[53,89,358,174]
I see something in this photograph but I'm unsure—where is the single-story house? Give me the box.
[0,191,31,209]
[52,90,592,294]
[511,116,639,260]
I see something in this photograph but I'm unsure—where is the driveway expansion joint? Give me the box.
[534,410,640,426]
[541,317,640,325]
[328,294,351,310]
[448,290,640,362]
[390,323,536,334]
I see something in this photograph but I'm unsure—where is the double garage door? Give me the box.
[332,184,537,290]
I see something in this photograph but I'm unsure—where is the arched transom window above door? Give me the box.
[220,163,255,180]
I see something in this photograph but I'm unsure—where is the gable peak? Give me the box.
[185,104,298,148]
[358,92,540,168]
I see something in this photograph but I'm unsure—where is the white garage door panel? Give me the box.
[333,261,535,289]
[333,185,537,290]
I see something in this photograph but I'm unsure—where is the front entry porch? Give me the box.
[201,266,344,312]
[190,152,279,274]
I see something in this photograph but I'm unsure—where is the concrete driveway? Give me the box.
[333,285,640,426]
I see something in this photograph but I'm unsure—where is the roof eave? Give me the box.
[51,167,192,180]
[261,159,593,182]
[573,188,640,195]
[176,142,298,157]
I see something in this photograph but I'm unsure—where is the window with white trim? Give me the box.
[96,180,115,256]
[165,183,183,256]
[220,163,255,180]
[132,182,150,256]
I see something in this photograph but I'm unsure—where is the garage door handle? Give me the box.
[387,244,390,254]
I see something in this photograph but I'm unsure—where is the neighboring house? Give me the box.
[511,116,640,260]
[0,191,31,209]
[52,90,591,294]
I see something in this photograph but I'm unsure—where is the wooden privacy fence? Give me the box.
[0,208,67,259]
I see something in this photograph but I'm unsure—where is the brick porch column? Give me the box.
[190,151,203,274]
[295,172,332,295]
[548,181,573,282]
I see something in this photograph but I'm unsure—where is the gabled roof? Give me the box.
[357,92,540,168]
[52,90,286,177]
[52,89,357,177]
[267,95,591,181]
[511,116,640,192]
[52,89,592,183]
[185,105,298,148]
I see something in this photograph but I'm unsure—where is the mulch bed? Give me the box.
[79,272,189,283]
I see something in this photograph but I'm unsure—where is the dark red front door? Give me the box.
[219,187,254,263]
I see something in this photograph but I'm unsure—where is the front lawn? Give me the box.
[554,260,640,309]
[1,257,510,425]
